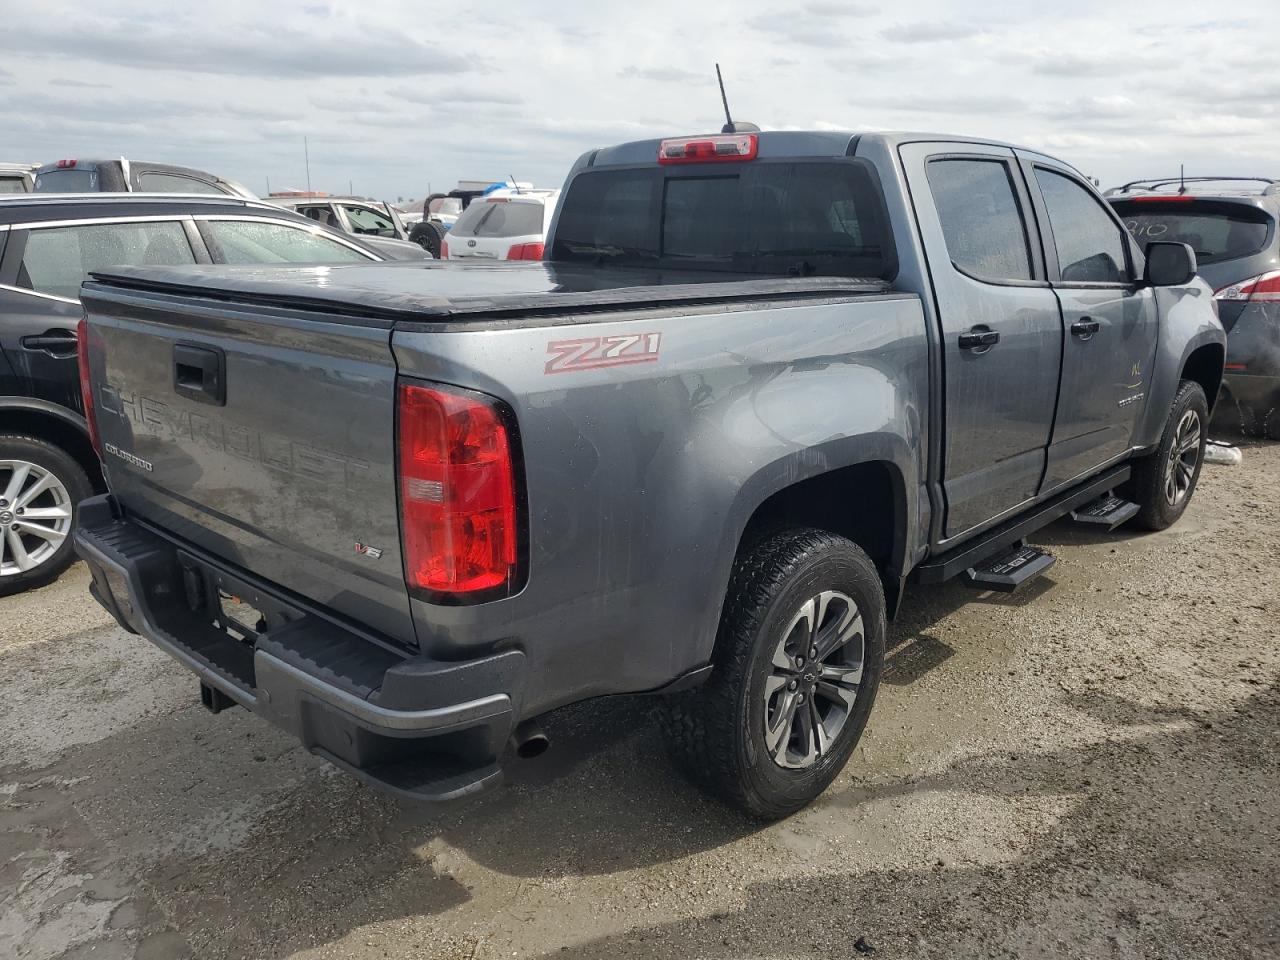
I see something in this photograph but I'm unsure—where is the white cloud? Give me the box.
[2,0,1277,199]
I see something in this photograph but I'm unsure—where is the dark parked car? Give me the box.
[33,158,257,200]
[0,193,385,592]
[75,130,1223,818]
[265,196,430,260]
[1108,177,1280,438]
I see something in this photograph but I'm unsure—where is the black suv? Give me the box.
[1108,177,1280,438]
[0,193,385,592]
[33,158,256,199]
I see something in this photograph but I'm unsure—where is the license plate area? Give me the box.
[176,549,298,645]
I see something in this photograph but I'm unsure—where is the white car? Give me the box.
[441,188,560,261]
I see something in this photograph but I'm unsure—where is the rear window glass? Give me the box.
[1111,201,1273,265]
[451,200,544,238]
[550,161,895,279]
[33,168,99,192]
[0,177,28,194]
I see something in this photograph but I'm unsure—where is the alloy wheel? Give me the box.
[0,460,73,577]
[1164,409,1202,507]
[763,589,865,769]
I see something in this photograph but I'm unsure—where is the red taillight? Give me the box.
[658,134,758,165]
[397,381,519,596]
[56,159,77,169]
[1215,270,1280,303]
[76,316,102,457]
[507,242,544,261]
[440,238,450,259]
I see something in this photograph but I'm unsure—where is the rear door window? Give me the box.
[926,158,1033,282]
[1111,200,1272,265]
[18,220,196,300]
[1034,168,1131,284]
[202,219,371,263]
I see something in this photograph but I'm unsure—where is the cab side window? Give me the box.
[1033,168,1131,284]
[18,221,196,300]
[927,158,1034,282]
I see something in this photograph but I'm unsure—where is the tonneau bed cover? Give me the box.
[85,260,895,326]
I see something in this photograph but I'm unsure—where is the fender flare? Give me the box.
[0,396,89,434]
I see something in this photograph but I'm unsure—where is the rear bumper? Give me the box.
[73,494,525,804]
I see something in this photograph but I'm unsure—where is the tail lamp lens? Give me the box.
[507,242,544,260]
[440,238,450,259]
[397,381,519,596]
[76,316,102,457]
[1215,270,1280,303]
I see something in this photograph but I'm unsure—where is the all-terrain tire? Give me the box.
[410,219,445,258]
[665,528,886,820]
[0,434,92,595]
[1125,380,1209,531]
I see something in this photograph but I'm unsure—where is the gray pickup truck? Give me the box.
[72,131,1225,819]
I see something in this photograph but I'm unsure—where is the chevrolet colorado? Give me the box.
[73,131,1225,818]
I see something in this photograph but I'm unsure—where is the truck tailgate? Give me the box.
[79,284,414,644]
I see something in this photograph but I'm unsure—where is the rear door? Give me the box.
[899,143,1063,540]
[1020,155,1159,490]
[0,218,200,410]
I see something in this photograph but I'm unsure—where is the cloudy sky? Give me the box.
[2,0,1276,203]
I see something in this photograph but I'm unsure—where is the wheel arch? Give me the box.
[722,437,914,629]
[0,398,103,493]
[1181,341,1225,413]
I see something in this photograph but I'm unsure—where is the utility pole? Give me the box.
[304,137,312,194]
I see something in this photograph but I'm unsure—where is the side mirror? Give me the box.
[1144,241,1198,287]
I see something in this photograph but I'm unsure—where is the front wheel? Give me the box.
[0,434,91,595]
[1126,380,1209,531]
[665,529,886,820]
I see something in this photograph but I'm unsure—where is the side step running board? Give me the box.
[1068,492,1139,531]
[963,541,1055,593]
[914,464,1130,585]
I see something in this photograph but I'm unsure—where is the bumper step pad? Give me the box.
[1068,492,1140,531]
[963,541,1055,593]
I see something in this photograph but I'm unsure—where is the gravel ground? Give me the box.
[2,442,1277,960]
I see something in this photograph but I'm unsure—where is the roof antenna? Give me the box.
[714,65,759,134]
[716,63,734,133]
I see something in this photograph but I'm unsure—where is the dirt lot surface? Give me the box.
[3,443,1278,960]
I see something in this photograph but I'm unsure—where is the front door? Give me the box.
[1019,155,1160,491]
[900,143,1063,541]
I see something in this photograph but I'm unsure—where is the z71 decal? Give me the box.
[544,332,662,374]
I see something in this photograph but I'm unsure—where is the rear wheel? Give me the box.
[0,434,91,594]
[666,528,885,820]
[1126,380,1209,531]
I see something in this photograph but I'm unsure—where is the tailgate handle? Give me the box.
[173,343,226,406]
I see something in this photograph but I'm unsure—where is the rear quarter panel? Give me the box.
[393,294,928,715]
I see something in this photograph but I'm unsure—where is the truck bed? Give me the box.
[85,260,894,327]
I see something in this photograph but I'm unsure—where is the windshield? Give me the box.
[450,199,545,238]
[550,160,896,279]
[34,168,100,192]
[1112,200,1273,265]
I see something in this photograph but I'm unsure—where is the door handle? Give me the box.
[20,329,78,358]
[1071,317,1100,338]
[173,343,226,406]
[958,328,1000,351]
